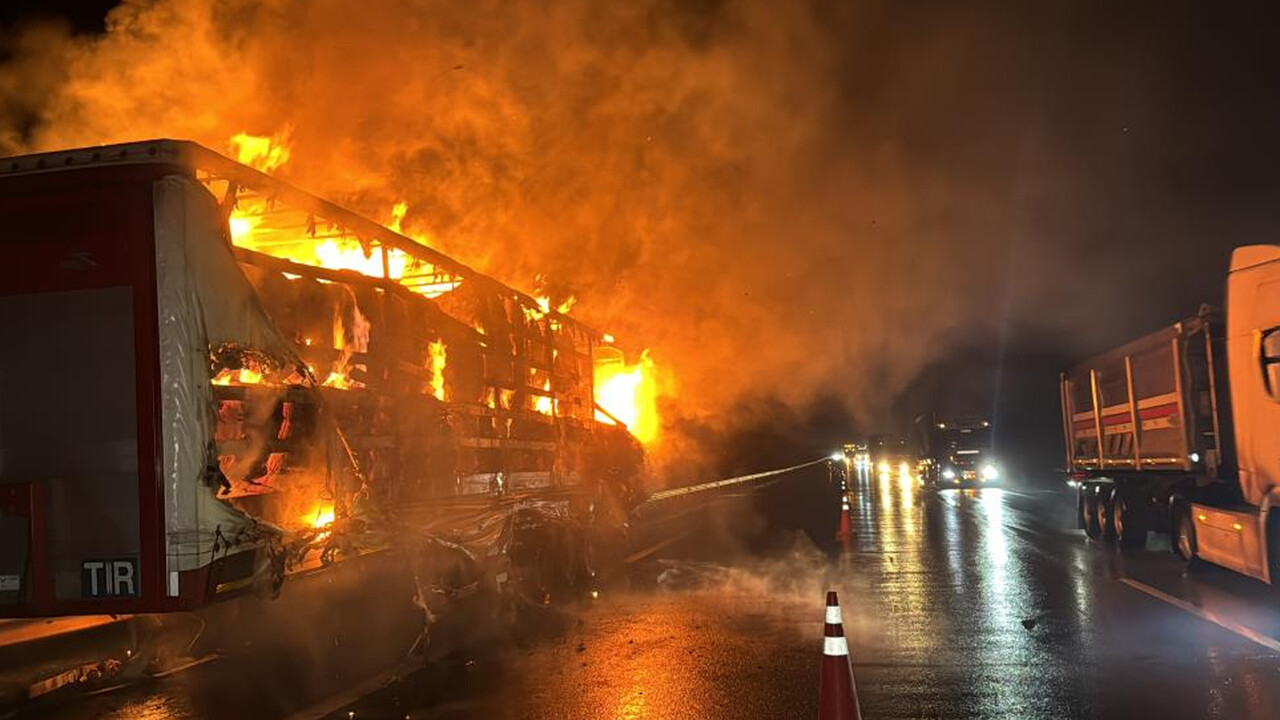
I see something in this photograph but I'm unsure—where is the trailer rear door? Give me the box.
[0,171,165,615]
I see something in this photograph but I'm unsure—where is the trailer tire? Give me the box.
[1267,515,1280,592]
[1080,486,1101,540]
[1172,502,1199,567]
[1113,494,1147,549]
[1096,486,1117,541]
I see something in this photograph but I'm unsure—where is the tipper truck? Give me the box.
[1061,245,1280,582]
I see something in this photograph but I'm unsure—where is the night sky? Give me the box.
[3,1,1278,475]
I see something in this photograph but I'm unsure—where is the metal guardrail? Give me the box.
[643,458,829,503]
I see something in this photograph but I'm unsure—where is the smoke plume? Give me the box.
[0,0,1064,456]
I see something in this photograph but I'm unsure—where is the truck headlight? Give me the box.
[981,464,999,481]
[942,467,956,480]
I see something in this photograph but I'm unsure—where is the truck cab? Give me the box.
[1203,245,1280,579]
[916,415,1000,488]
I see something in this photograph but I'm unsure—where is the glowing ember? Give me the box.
[309,504,335,528]
[212,367,265,386]
[533,378,554,416]
[302,503,336,540]
[595,349,660,444]
[322,370,363,390]
[428,339,447,400]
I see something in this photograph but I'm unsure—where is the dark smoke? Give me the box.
[2,1,1276,472]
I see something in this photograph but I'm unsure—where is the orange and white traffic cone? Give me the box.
[835,497,852,541]
[819,590,862,720]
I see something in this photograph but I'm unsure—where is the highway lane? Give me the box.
[29,462,1280,718]
[839,468,1280,719]
[332,463,1280,719]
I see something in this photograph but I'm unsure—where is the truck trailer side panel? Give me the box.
[1063,312,1230,480]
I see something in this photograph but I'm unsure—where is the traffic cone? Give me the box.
[835,498,852,541]
[819,591,862,720]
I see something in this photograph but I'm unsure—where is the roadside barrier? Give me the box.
[643,458,829,503]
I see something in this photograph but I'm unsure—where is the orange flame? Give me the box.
[533,378,554,416]
[428,339,447,401]
[307,504,336,528]
[321,291,370,390]
[535,295,576,315]
[224,137,463,300]
[229,131,292,173]
[211,367,265,386]
[595,349,659,444]
[301,502,335,541]
[388,200,409,233]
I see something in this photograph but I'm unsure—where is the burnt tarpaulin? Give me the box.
[153,175,300,585]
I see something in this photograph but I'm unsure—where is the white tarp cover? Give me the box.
[153,176,300,580]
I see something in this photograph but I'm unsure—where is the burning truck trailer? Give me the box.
[0,140,646,696]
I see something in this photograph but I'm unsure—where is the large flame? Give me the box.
[223,131,665,436]
[229,130,292,173]
[595,349,660,444]
[225,135,463,299]
[322,289,370,390]
[428,339,447,401]
[533,378,554,416]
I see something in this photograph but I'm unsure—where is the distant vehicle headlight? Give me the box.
[981,464,1000,481]
[942,467,956,480]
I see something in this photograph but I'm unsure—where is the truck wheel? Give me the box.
[1113,494,1147,549]
[1173,503,1198,565]
[1266,517,1280,591]
[1095,486,1117,541]
[1080,486,1101,540]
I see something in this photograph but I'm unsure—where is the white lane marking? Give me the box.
[823,636,849,656]
[1119,578,1280,653]
[999,489,1039,499]
[826,606,843,624]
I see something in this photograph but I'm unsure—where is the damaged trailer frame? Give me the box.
[0,139,644,619]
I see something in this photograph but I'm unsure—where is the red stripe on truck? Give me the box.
[1071,402,1178,431]
[1139,403,1178,420]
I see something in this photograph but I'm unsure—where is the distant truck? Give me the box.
[914,414,999,487]
[1061,245,1280,582]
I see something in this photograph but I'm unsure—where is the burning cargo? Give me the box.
[0,139,647,620]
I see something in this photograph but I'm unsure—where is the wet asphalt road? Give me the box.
[29,462,1280,718]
